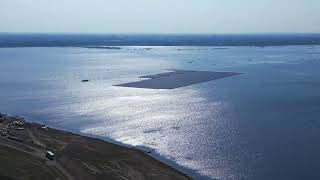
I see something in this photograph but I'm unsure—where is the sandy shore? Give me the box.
[0,113,191,180]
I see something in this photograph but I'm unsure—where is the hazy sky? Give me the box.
[1,0,319,33]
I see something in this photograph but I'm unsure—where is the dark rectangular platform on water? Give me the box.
[114,70,241,89]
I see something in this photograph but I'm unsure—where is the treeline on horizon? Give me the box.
[0,33,320,47]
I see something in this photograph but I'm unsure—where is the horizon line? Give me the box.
[1,32,320,35]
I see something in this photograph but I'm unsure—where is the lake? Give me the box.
[1,45,320,179]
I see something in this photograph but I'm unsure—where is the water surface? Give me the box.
[1,46,320,179]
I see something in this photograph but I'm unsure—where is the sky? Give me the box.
[0,0,319,33]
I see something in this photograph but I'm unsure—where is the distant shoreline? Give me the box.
[0,44,318,49]
[1,33,320,47]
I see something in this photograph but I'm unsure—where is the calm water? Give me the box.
[1,46,320,179]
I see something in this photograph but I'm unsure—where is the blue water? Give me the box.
[1,45,320,179]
